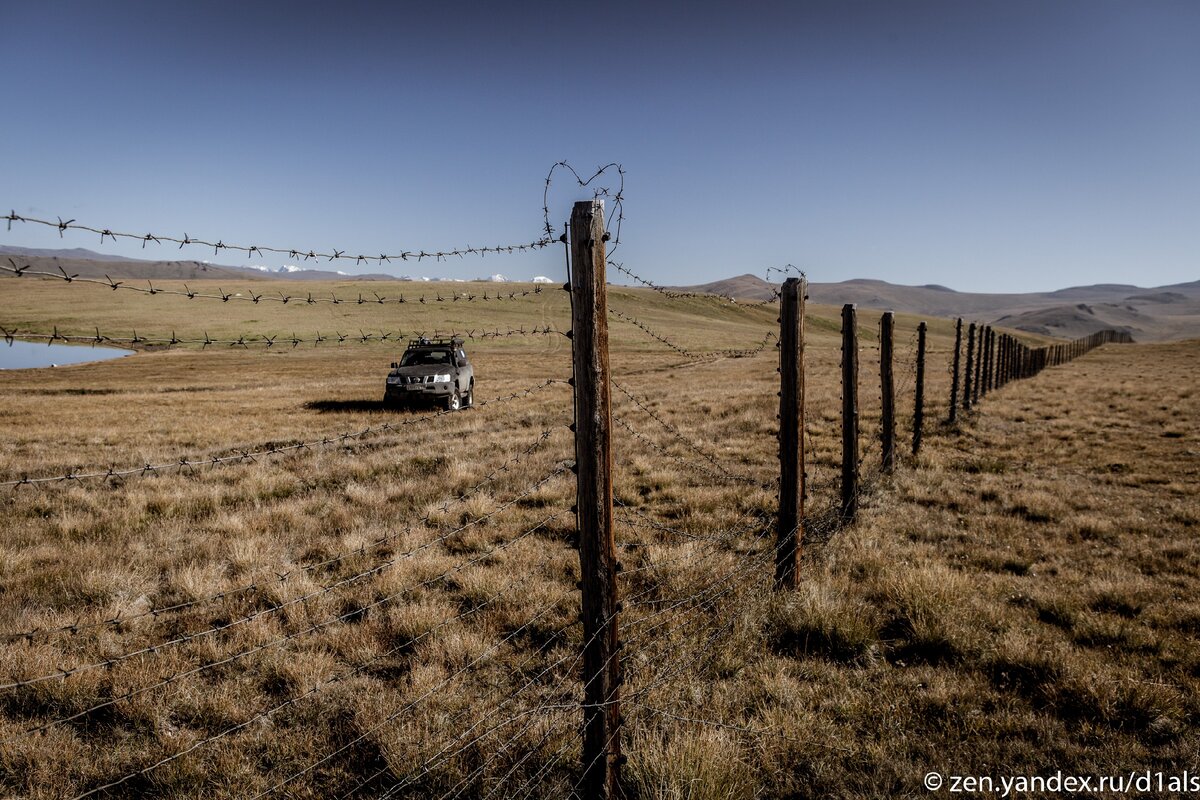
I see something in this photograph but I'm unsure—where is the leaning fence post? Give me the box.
[880,311,896,473]
[568,199,621,800]
[913,320,926,456]
[841,304,859,521]
[776,277,805,589]
[949,318,962,423]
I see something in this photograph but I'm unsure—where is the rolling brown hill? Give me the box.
[675,274,1200,342]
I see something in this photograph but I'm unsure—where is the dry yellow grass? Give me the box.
[0,274,1196,798]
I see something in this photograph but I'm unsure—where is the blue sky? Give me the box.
[1,0,1196,292]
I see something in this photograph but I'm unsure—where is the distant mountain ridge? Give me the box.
[0,246,536,283]
[0,245,153,262]
[673,274,1200,342]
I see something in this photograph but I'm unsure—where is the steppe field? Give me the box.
[0,275,1197,799]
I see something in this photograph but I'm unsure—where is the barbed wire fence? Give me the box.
[0,164,1134,799]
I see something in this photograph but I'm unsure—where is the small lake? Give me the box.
[1,339,134,370]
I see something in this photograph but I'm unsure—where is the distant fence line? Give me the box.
[946,323,1133,416]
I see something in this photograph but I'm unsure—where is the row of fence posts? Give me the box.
[946,320,1132,419]
[565,199,1129,798]
[836,305,930,524]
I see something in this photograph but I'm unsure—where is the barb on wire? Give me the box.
[609,261,698,299]
[610,378,751,484]
[613,414,768,489]
[0,378,568,488]
[608,262,800,308]
[607,308,778,362]
[2,214,552,264]
[542,161,624,248]
[607,307,698,359]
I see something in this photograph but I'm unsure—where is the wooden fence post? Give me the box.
[776,277,805,590]
[913,320,926,456]
[1001,335,1010,386]
[984,327,994,394]
[973,324,983,405]
[880,311,896,473]
[990,328,998,391]
[949,318,962,423]
[569,199,621,800]
[978,327,987,398]
[963,323,975,411]
[841,304,859,521]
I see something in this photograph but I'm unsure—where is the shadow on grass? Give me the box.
[304,399,392,413]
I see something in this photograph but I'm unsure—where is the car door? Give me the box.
[456,348,471,393]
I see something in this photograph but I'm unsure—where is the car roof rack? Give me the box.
[405,336,465,349]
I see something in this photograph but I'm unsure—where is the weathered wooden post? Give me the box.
[984,327,994,394]
[972,324,983,405]
[841,304,859,521]
[963,322,976,411]
[949,318,962,423]
[1003,333,1012,386]
[568,199,621,800]
[995,334,1003,387]
[990,328,998,390]
[880,311,896,473]
[776,277,805,590]
[913,320,926,456]
[978,327,987,397]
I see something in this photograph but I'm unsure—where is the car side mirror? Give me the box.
[456,358,467,367]
[391,362,398,369]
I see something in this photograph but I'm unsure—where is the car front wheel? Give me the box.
[445,390,461,412]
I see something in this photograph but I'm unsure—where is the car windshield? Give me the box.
[400,349,452,367]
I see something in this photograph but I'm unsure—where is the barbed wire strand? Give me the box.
[2,214,551,264]
[343,621,584,799]
[370,612,616,799]
[610,378,752,485]
[3,425,568,643]
[0,465,571,696]
[0,324,567,354]
[0,260,551,306]
[614,414,769,490]
[65,519,569,800]
[242,518,574,800]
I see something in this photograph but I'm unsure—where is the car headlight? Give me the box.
[432,373,452,383]
[386,376,402,384]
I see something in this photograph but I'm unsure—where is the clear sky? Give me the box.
[1,0,1196,292]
